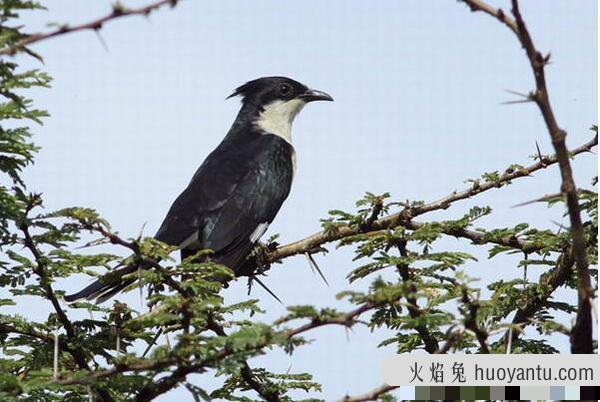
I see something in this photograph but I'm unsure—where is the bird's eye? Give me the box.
[279,83,292,96]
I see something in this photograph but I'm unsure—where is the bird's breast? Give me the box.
[260,134,296,187]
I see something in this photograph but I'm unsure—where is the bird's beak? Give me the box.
[299,88,334,102]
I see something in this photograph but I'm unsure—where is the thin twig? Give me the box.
[461,289,490,353]
[0,0,180,56]
[285,301,379,339]
[335,384,398,402]
[334,327,465,401]
[20,217,114,401]
[207,314,281,402]
[501,247,575,344]
[396,241,440,353]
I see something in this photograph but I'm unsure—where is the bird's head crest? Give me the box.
[227,77,332,106]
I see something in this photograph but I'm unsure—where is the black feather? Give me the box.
[64,263,139,302]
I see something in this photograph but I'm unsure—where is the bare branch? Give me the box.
[510,0,593,355]
[0,0,179,57]
[336,384,398,402]
[459,0,594,354]
[460,0,518,34]
[285,301,379,338]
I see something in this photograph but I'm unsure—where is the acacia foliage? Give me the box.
[0,2,597,401]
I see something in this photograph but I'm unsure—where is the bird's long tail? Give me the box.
[64,263,139,303]
[65,256,283,304]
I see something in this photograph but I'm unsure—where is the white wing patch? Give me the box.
[291,148,297,179]
[178,231,200,249]
[249,222,269,243]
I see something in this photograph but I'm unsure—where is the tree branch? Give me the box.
[502,247,575,344]
[335,384,398,402]
[0,321,95,360]
[56,302,380,394]
[20,224,74,338]
[284,301,379,338]
[88,223,191,297]
[510,0,593,355]
[334,325,468,401]
[396,241,440,353]
[0,322,55,344]
[461,289,490,353]
[19,221,114,402]
[0,0,179,57]
[265,136,596,263]
[206,317,283,402]
[459,0,594,354]
[461,0,518,34]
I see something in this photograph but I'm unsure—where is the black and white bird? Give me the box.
[65,77,333,303]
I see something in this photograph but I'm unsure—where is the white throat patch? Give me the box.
[254,99,305,144]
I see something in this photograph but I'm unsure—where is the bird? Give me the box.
[65,76,333,303]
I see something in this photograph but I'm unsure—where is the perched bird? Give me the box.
[65,77,333,303]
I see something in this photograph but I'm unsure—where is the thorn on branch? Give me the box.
[94,30,109,52]
[535,141,550,166]
[501,89,536,105]
[304,252,329,286]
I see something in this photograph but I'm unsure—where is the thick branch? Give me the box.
[510,0,593,355]
[460,0,594,354]
[265,136,596,263]
[0,0,179,56]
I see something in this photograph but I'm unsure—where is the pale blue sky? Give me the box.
[12,1,598,400]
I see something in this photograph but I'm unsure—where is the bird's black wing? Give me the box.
[65,135,294,303]
[155,134,294,271]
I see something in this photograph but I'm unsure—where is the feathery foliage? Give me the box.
[0,2,597,401]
